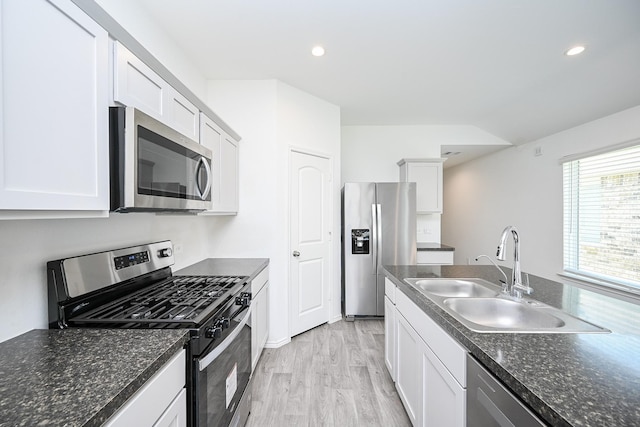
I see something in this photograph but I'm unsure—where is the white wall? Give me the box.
[0,214,217,342]
[206,80,341,346]
[443,105,640,282]
[341,125,506,242]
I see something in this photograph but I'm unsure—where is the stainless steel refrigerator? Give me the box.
[342,182,417,318]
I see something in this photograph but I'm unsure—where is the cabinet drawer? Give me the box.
[251,266,269,295]
[417,251,454,265]
[396,290,467,387]
[384,277,396,303]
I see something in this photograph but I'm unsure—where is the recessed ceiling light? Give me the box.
[565,45,586,56]
[311,46,325,57]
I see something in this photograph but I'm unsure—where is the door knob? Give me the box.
[292,251,300,257]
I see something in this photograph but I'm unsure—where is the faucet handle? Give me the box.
[513,273,533,295]
[499,279,509,294]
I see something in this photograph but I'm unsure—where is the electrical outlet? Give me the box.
[534,146,543,157]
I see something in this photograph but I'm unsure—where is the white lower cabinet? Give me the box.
[384,295,397,381]
[396,312,422,426]
[251,266,269,370]
[105,349,186,427]
[422,339,466,426]
[154,389,187,427]
[391,287,467,427]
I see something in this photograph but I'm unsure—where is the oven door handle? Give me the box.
[198,304,252,371]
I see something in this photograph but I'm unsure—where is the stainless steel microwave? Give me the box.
[109,106,212,212]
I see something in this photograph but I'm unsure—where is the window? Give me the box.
[562,141,640,294]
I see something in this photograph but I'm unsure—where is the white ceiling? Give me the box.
[137,0,640,145]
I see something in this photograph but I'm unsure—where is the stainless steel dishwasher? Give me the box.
[467,355,547,427]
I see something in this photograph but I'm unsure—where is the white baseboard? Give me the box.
[264,337,291,349]
[329,314,343,324]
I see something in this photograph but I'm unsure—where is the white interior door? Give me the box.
[290,149,331,337]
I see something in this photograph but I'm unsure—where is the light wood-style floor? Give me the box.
[246,319,411,427]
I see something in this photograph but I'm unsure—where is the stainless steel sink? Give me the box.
[403,277,609,334]
[444,298,564,329]
[404,278,500,298]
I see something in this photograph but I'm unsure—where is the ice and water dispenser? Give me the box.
[351,229,370,254]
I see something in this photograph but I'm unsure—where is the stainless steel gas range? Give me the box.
[47,241,252,427]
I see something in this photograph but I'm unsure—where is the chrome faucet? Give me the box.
[496,225,532,298]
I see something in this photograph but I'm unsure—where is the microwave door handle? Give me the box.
[196,157,212,200]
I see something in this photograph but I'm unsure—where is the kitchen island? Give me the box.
[384,265,640,426]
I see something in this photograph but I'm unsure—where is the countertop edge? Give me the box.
[84,332,190,427]
[416,243,455,251]
[174,258,269,282]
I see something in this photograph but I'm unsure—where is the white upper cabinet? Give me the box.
[113,41,166,120]
[0,0,110,214]
[167,89,200,142]
[398,159,445,214]
[113,42,199,141]
[199,113,239,214]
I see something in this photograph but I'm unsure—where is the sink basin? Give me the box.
[403,277,609,334]
[404,278,499,298]
[440,297,609,333]
[444,298,565,329]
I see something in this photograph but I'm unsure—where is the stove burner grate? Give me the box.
[70,275,247,326]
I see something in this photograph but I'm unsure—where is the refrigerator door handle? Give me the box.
[376,204,382,270]
[371,204,378,274]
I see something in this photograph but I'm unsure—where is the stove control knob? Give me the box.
[205,326,222,339]
[220,317,230,329]
[158,248,173,258]
[235,292,252,307]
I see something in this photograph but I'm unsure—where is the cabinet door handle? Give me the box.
[292,251,300,257]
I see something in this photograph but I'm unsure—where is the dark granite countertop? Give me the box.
[383,265,640,427]
[174,258,269,280]
[0,328,188,427]
[417,242,455,251]
[0,258,267,427]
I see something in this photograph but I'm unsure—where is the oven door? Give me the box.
[110,106,212,212]
[193,304,252,427]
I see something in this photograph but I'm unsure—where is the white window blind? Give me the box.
[562,142,640,292]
